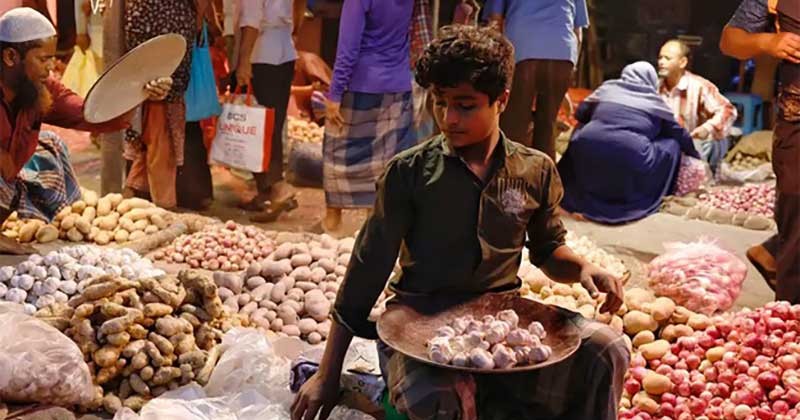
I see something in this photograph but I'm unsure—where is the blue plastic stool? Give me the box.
[724,93,764,136]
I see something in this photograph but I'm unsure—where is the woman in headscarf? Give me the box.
[557,61,700,224]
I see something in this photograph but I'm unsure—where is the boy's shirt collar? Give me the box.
[439,131,515,177]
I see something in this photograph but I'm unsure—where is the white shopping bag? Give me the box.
[209,87,275,173]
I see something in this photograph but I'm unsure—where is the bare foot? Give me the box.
[0,236,36,255]
[323,208,343,232]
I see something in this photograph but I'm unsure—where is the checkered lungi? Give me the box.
[323,91,417,208]
[378,312,630,420]
[0,131,82,221]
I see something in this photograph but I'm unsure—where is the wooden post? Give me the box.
[432,0,440,36]
[100,0,125,195]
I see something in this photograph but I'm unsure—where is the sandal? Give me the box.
[747,245,777,291]
[250,196,299,223]
[239,192,271,212]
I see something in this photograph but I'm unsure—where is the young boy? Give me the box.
[291,26,628,420]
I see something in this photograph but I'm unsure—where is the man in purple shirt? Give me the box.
[321,0,418,233]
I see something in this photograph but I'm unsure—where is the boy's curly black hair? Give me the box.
[415,25,515,104]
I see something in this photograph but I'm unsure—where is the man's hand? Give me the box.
[144,77,173,101]
[236,59,253,89]
[325,100,344,130]
[291,372,340,420]
[690,126,710,140]
[579,264,624,314]
[76,34,91,51]
[761,32,800,64]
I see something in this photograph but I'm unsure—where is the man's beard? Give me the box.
[5,70,50,114]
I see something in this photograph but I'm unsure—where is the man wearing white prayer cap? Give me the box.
[0,7,172,254]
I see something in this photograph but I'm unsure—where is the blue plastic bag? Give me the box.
[185,22,222,122]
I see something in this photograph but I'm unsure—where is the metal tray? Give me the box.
[377,293,581,374]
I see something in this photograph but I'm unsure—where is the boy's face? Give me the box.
[432,83,508,148]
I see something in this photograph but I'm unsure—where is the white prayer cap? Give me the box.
[0,7,57,43]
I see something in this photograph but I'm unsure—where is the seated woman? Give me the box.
[557,61,700,224]
[0,8,171,253]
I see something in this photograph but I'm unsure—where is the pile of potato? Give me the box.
[1,190,172,245]
[153,220,275,271]
[728,152,769,172]
[210,234,385,344]
[521,269,707,348]
[287,116,324,143]
[0,246,165,315]
[34,270,248,414]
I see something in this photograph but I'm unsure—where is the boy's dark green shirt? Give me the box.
[333,133,567,338]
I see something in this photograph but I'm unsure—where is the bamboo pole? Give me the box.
[100,0,125,195]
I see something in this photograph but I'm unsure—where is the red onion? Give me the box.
[698,183,776,218]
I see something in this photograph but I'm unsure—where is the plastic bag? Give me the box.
[0,310,95,406]
[114,329,375,420]
[61,46,99,98]
[674,155,712,196]
[647,238,748,314]
[716,161,774,184]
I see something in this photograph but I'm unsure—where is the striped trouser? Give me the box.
[378,314,630,420]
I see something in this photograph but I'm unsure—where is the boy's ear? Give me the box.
[496,89,510,114]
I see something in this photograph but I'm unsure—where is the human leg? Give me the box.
[141,101,177,209]
[478,317,629,420]
[773,120,800,303]
[531,60,573,160]
[500,59,537,147]
[377,341,477,420]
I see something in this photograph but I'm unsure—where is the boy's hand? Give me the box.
[291,372,340,420]
[579,264,623,314]
[76,34,90,51]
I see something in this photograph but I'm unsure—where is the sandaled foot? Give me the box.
[0,236,36,255]
[747,245,777,291]
[250,196,299,223]
[239,192,271,212]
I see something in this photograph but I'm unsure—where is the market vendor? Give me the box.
[658,39,738,173]
[721,0,800,302]
[292,26,628,420]
[558,61,701,224]
[0,7,172,254]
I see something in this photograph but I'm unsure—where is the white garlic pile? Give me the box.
[0,246,165,314]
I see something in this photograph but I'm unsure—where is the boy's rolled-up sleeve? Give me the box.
[526,157,567,266]
[332,159,414,338]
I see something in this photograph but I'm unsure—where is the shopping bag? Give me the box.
[209,86,275,173]
[61,46,99,98]
[185,22,223,122]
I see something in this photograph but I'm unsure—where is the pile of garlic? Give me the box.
[0,246,165,314]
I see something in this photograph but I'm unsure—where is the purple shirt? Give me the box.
[329,0,414,102]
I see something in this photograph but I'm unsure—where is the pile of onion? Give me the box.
[698,184,775,218]
[620,301,800,420]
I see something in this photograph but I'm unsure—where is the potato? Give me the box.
[687,314,711,331]
[632,392,658,415]
[55,206,73,222]
[93,345,122,368]
[95,231,112,245]
[75,217,92,235]
[150,214,168,229]
[129,230,146,242]
[625,288,655,312]
[670,306,693,324]
[307,332,323,344]
[61,214,78,231]
[107,193,124,208]
[304,289,331,322]
[298,318,318,335]
[83,190,99,207]
[291,253,313,268]
[623,311,658,335]
[96,197,112,216]
[632,330,655,348]
[270,282,287,303]
[114,229,130,243]
[71,200,87,214]
[66,227,84,242]
[82,206,97,222]
[277,303,299,325]
[660,324,693,342]
[117,198,151,214]
[127,208,155,222]
[639,340,670,360]
[706,346,726,363]
[96,216,118,230]
[18,221,41,243]
[649,297,676,322]
[642,373,672,395]
[34,224,58,243]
